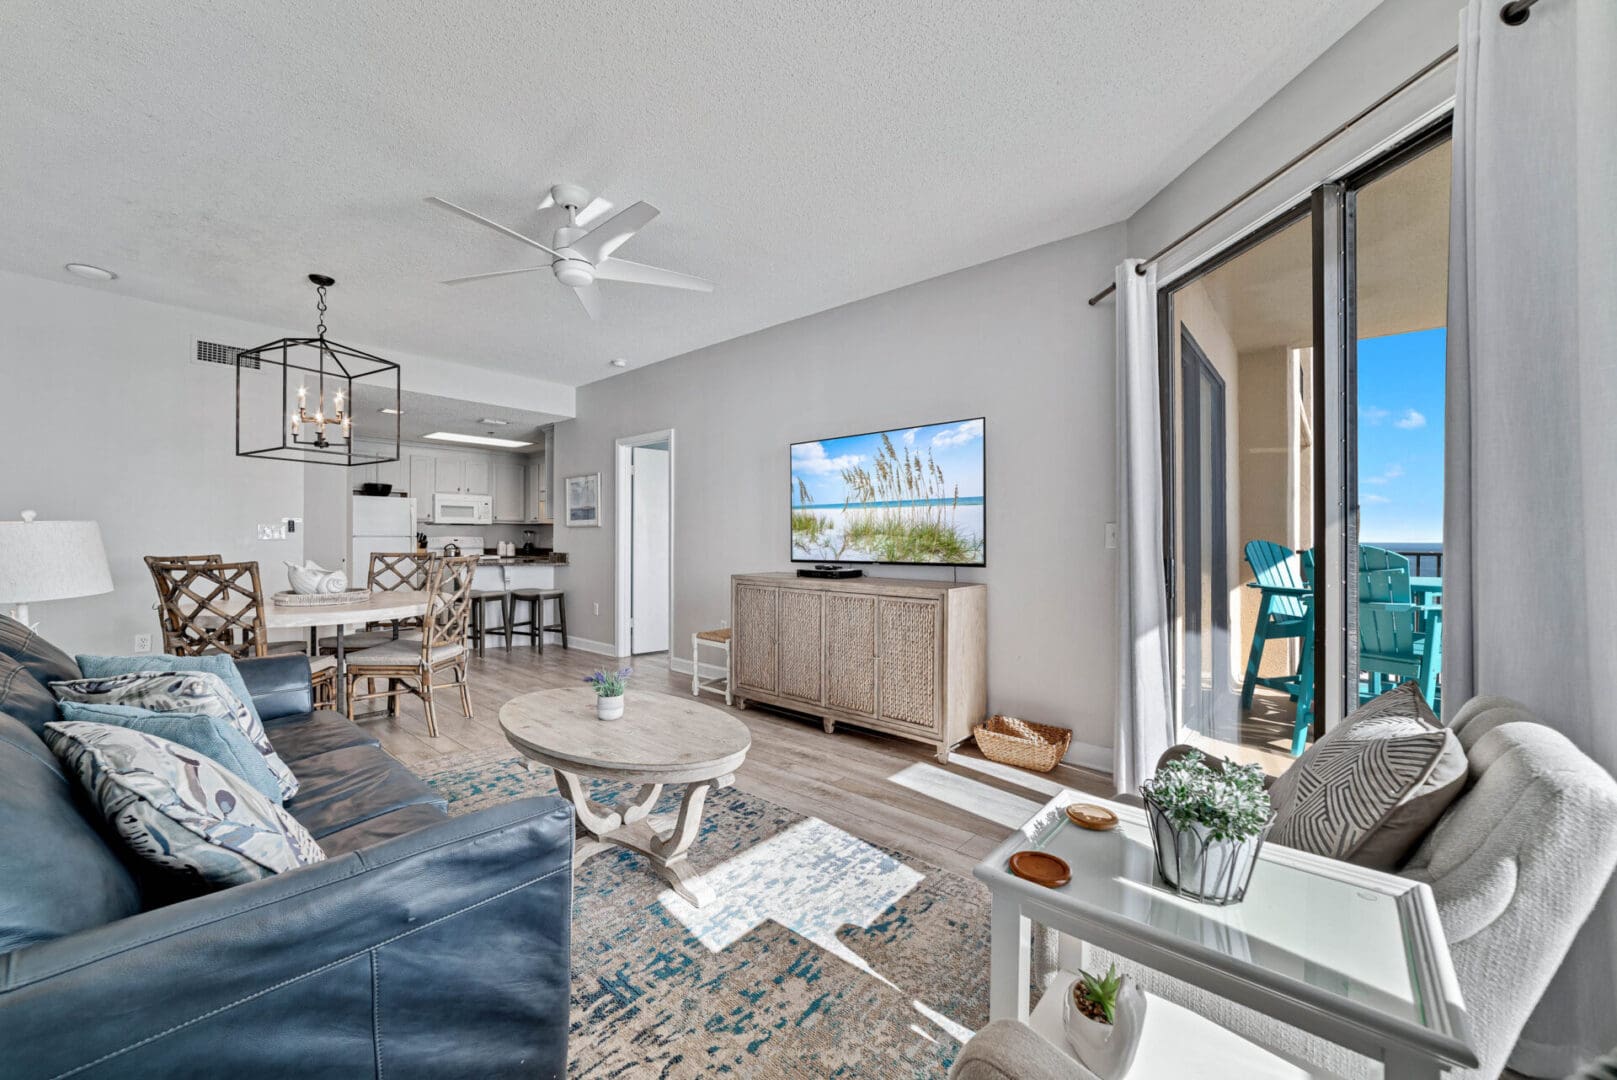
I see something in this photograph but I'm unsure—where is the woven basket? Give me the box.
[972,715,1072,773]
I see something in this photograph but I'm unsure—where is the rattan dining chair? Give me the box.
[343,555,477,736]
[145,556,338,707]
[316,551,436,655]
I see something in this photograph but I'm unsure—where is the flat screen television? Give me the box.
[790,417,985,566]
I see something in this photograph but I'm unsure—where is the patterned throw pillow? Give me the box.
[52,670,299,802]
[55,700,283,804]
[43,720,324,888]
[1269,683,1464,866]
[75,652,265,726]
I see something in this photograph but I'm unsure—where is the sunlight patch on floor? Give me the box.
[948,752,1071,799]
[912,998,975,1044]
[886,762,1044,829]
[658,817,923,985]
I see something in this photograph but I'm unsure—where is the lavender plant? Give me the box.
[583,668,633,698]
[1139,750,1272,842]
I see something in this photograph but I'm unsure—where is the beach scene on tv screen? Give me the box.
[791,418,985,565]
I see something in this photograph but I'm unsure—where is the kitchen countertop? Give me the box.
[474,554,569,566]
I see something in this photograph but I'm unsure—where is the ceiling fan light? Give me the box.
[553,260,594,288]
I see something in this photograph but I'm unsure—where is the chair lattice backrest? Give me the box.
[1244,540,1311,618]
[1359,545,1411,574]
[369,552,435,630]
[1359,568,1413,604]
[420,555,478,659]
[146,558,269,658]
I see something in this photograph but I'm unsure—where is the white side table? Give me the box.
[977,789,1477,1079]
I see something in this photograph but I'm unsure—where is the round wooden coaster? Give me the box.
[1008,850,1071,888]
[1065,803,1119,831]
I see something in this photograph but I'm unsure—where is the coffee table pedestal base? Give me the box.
[553,768,733,907]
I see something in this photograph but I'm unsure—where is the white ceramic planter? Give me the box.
[1062,975,1146,1079]
[1147,809,1266,903]
[596,694,625,721]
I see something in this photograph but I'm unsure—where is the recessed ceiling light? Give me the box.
[423,431,532,449]
[477,417,510,425]
[610,358,629,368]
[65,263,117,281]
[379,407,403,415]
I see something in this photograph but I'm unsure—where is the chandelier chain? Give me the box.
[314,284,328,339]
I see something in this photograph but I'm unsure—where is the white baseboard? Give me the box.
[1063,739,1112,774]
[668,655,729,681]
[555,634,618,657]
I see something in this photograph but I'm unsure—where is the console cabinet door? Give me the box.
[824,592,878,717]
[877,597,942,733]
[776,588,824,704]
[733,584,779,695]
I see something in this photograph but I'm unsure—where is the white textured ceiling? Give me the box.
[0,0,1382,386]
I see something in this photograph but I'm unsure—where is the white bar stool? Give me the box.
[691,628,732,706]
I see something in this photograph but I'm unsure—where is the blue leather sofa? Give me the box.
[0,615,573,1078]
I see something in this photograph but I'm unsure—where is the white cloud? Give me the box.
[1362,406,1390,426]
[1364,464,1404,486]
[1362,493,1391,504]
[902,428,918,447]
[1394,409,1427,430]
[931,419,984,449]
[791,441,862,475]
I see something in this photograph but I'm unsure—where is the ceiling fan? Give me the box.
[425,184,714,319]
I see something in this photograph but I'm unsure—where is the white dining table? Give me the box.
[263,590,430,710]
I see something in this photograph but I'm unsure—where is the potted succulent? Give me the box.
[583,668,632,720]
[1140,750,1273,905]
[1062,963,1146,1079]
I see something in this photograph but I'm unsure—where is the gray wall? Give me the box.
[1125,0,1462,258]
[552,226,1125,762]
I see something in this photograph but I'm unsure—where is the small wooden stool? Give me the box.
[470,590,510,657]
[691,627,732,706]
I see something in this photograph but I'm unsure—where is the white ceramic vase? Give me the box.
[596,694,625,721]
[285,560,348,595]
[1062,975,1146,1080]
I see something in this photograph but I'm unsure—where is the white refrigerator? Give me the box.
[350,496,416,582]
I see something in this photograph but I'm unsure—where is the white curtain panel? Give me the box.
[1446,0,1617,1072]
[1113,259,1175,794]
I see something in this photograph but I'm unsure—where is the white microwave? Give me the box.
[432,492,493,525]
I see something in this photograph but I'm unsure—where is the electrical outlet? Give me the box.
[1105,523,1119,550]
[132,633,153,653]
[593,602,600,616]
[718,618,729,629]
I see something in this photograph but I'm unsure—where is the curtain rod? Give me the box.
[1086,42,1459,307]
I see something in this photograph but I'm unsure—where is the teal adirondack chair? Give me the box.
[1359,595,1442,707]
[1360,545,1412,574]
[1242,540,1316,755]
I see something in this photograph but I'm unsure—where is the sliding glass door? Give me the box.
[1159,120,1451,770]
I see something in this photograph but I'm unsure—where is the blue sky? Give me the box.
[1358,327,1445,543]
[792,418,985,506]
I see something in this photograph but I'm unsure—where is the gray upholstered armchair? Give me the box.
[952,697,1617,1080]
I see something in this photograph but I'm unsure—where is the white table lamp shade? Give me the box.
[0,514,115,612]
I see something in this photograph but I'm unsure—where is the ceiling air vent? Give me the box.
[194,339,259,370]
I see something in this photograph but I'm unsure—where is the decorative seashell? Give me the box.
[285,560,348,595]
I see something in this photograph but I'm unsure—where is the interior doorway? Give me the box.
[614,430,674,658]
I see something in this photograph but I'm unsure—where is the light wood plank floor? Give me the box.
[357,642,1110,877]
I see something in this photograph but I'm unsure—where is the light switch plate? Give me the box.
[257,523,288,540]
[1105,523,1119,549]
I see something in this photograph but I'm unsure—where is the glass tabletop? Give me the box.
[1022,808,1425,1025]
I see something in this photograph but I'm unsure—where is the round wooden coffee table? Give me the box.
[499,686,751,907]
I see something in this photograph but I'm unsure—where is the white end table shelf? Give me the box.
[976,789,1477,1079]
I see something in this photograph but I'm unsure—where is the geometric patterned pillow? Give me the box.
[1269,683,1454,863]
[52,670,299,802]
[42,720,324,889]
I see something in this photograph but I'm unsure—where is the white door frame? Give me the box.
[614,428,675,657]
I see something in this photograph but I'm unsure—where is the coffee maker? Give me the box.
[520,530,537,555]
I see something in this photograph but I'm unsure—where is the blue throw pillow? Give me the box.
[56,701,282,804]
[75,654,262,726]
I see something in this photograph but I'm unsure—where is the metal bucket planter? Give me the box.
[1143,795,1273,906]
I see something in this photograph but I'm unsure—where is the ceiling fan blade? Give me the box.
[424,196,564,259]
[568,201,659,264]
[572,282,603,320]
[440,266,551,286]
[593,258,715,293]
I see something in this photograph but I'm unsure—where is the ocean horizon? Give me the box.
[796,497,985,510]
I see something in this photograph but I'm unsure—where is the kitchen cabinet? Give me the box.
[409,455,436,510]
[526,428,554,524]
[493,461,527,523]
[427,454,491,496]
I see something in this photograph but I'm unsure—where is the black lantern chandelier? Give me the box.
[235,274,401,467]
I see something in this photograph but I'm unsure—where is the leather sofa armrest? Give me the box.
[0,796,575,1079]
[235,654,314,721]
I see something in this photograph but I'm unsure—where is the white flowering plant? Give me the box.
[1140,750,1272,843]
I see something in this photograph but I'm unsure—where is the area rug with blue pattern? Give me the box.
[419,749,991,1078]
